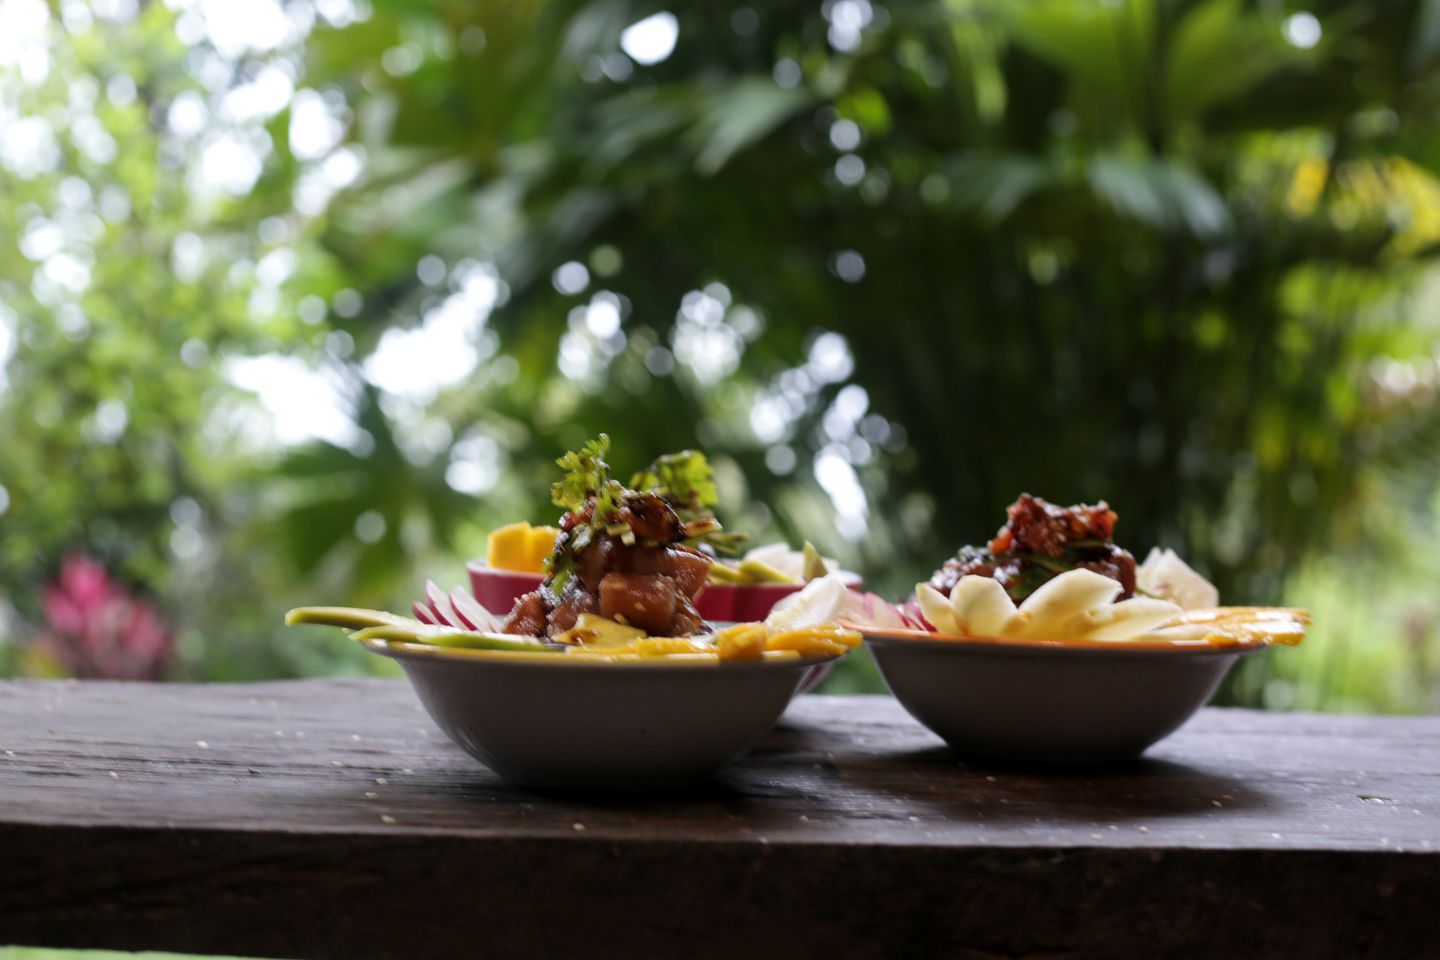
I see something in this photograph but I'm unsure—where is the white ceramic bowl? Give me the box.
[864,629,1266,765]
[363,638,840,791]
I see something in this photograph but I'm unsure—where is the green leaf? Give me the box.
[551,434,614,512]
[631,449,718,512]
[1167,0,1301,122]
[1089,153,1230,237]
[944,152,1052,221]
[1004,0,1155,128]
[688,78,815,176]
[1411,0,1440,72]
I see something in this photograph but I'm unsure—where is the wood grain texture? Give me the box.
[1,679,1437,959]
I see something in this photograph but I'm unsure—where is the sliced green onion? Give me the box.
[285,607,426,630]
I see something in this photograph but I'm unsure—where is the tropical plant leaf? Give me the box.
[688,78,816,175]
[1166,0,1303,123]
[1088,153,1230,236]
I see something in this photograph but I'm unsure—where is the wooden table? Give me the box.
[1,679,1436,959]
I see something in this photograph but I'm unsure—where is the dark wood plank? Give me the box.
[1,679,1437,959]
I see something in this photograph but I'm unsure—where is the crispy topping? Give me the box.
[931,493,1137,602]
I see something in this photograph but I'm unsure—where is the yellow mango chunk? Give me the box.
[715,623,768,662]
[486,522,559,573]
[766,625,862,657]
[526,525,560,570]
[554,613,646,648]
[631,637,716,657]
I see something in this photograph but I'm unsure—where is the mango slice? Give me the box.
[486,522,560,573]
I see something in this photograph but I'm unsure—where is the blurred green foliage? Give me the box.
[3,0,1440,709]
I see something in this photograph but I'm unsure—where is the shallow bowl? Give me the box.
[364,638,838,791]
[863,629,1266,765]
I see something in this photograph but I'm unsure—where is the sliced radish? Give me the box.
[839,590,913,630]
[899,597,932,631]
[443,588,478,629]
[412,601,435,625]
[425,580,462,628]
[450,587,503,633]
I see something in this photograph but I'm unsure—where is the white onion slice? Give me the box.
[1006,568,1121,638]
[765,573,849,631]
[949,575,1017,636]
[915,584,960,635]
[1068,597,1182,641]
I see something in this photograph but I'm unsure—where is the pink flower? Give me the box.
[35,555,174,681]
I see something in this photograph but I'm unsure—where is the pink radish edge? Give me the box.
[425,580,462,628]
[412,602,435,625]
[450,587,499,632]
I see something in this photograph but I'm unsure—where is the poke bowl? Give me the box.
[467,466,865,692]
[850,494,1310,765]
[288,435,864,790]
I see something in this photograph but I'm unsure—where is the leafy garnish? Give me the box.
[544,437,742,585]
[552,434,627,531]
[632,449,745,552]
[552,434,613,512]
[631,450,718,518]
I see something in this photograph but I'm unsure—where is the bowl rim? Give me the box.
[360,636,843,671]
[465,560,544,579]
[854,624,1274,657]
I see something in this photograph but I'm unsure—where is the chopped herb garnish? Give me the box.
[632,448,745,553]
[631,450,718,518]
[552,434,626,529]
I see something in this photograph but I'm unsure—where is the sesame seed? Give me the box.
[331,760,344,768]
[196,740,209,749]
[109,771,119,779]
[572,823,586,832]
[350,734,361,741]
[1090,833,1104,840]
[375,777,389,785]
[365,792,377,799]
[381,815,396,824]
[1212,800,1223,808]
[1138,826,1149,833]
